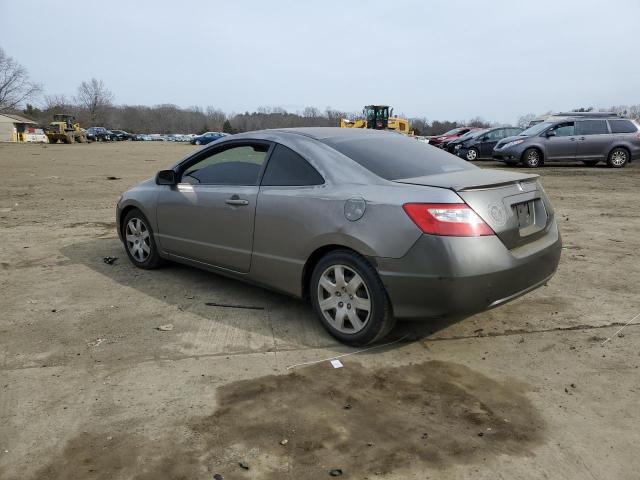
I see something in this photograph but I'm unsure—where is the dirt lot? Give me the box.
[1,141,638,479]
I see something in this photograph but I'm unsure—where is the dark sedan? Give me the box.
[457,127,523,161]
[190,132,226,145]
[117,128,561,345]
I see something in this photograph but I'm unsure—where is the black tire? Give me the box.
[310,250,395,346]
[522,148,542,168]
[195,140,201,145]
[465,148,479,161]
[607,147,628,168]
[122,209,164,269]
[582,160,599,166]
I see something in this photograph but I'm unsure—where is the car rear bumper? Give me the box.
[375,221,562,318]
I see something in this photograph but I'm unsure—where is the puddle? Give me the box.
[26,360,544,479]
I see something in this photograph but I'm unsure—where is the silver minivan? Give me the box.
[493,117,640,168]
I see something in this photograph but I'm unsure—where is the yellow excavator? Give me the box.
[340,105,413,135]
[45,114,87,144]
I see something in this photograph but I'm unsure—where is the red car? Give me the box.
[428,127,475,148]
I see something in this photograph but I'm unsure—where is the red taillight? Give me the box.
[402,203,495,237]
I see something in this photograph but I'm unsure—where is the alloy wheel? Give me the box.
[610,150,627,167]
[527,150,540,167]
[125,217,151,262]
[317,264,371,334]
[466,149,478,161]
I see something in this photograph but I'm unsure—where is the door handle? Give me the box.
[225,195,249,206]
[579,136,586,140]
[570,137,576,141]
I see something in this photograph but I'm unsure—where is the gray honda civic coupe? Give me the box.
[116,128,561,345]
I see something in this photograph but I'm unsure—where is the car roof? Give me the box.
[233,127,403,142]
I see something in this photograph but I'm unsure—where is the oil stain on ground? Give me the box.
[26,360,545,479]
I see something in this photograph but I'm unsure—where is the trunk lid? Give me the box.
[395,169,554,250]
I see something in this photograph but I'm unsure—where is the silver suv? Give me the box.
[493,117,640,168]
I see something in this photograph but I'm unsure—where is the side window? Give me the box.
[608,119,638,134]
[550,122,575,137]
[576,120,608,135]
[181,144,269,185]
[487,129,503,140]
[261,144,324,186]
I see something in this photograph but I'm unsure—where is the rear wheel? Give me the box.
[465,148,479,161]
[522,148,542,168]
[122,209,164,269]
[310,250,395,346]
[582,160,599,166]
[607,148,628,168]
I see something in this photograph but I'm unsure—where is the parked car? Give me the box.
[443,128,486,153]
[116,128,561,345]
[457,127,523,161]
[85,127,114,142]
[493,118,640,168]
[110,130,133,141]
[428,127,475,148]
[191,132,225,145]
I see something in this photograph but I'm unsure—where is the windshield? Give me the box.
[322,135,475,180]
[519,122,552,136]
[441,127,463,136]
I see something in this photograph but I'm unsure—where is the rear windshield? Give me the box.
[322,135,475,180]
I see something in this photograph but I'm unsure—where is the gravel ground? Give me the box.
[1,141,638,479]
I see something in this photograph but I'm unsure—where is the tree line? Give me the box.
[2,47,639,136]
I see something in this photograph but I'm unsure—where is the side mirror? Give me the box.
[481,136,488,141]
[156,170,177,185]
[545,130,556,138]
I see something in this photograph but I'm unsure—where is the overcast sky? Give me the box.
[3,0,639,124]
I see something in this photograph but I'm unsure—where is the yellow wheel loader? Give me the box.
[340,105,413,135]
[45,114,88,144]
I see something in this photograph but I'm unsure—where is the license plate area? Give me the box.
[514,199,546,236]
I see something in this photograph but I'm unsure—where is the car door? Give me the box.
[479,129,503,157]
[155,141,272,273]
[575,120,612,161]
[544,122,577,161]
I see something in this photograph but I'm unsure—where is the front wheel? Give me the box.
[195,140,201,145]
[310,250,395,346]
[607,148,628,168]
[465,148,479,161]
[122,209,164,269]
[522,148,542,168]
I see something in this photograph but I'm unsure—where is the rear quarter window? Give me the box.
[322,135,475,180]
[608,119,638,134]
[261,144,324,186]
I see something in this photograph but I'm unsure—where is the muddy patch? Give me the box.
[25,361,544,479]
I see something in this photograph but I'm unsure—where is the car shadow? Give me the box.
[60,236,468,353]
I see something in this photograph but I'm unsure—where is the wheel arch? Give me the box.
[301,244,377,300]
[118,202,149,242]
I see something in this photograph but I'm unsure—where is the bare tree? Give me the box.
[44,94,71,110]
[75,78,114,125]
[0,47,41,112]
[517,113,536,129]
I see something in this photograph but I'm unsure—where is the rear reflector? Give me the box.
[402,203,494,237]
